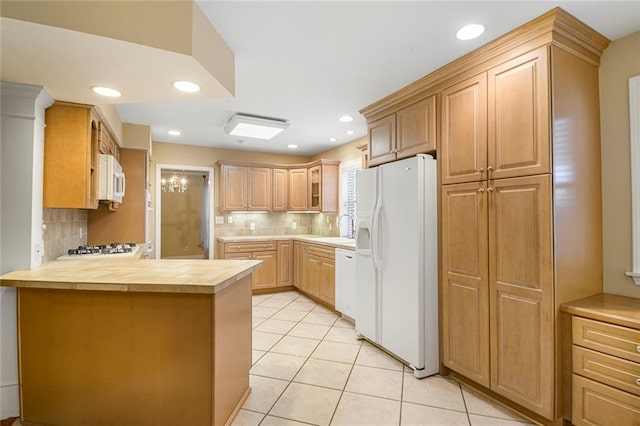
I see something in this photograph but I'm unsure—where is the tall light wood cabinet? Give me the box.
[360,8,609,423]
[43,102,100,209]
[441,181,490,387]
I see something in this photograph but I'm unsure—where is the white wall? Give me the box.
[0,82,53,418]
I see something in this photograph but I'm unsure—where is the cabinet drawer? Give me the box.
[572,374,640,426]
[224,241,276,253]
[306,244,334,259]
[573,346,640,396]
[573,317,640,363]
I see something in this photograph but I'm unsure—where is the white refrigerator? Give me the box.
[355,154,438,378]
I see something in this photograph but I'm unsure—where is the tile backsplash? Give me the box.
[42,208,87,262]
[214,212,340,237]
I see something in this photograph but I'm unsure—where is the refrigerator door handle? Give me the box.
[372,197,383,272]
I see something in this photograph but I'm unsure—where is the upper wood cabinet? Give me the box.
[368,115,396,166]
[308,162,339,212]
[219,160,339,212]
[43,102,100,209]
[396,96,437,157]
[288,168,308,211]
[98,123,120,161]
[248,167,272,210]
[273,169,288,211]
[368,95,437,167]
[220,164,271,211]
[441,47,550,185]
[441,75,488,184]
[488,47,550,180]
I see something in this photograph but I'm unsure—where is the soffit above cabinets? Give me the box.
[0,0,234,105]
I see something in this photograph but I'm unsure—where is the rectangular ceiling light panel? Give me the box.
[224,114,289,140]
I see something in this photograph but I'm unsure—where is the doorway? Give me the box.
[155,164,214,259]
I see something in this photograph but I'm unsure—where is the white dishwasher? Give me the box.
[335,248,356,319]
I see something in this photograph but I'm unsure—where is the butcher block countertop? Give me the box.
[217,234,356,250]
[0,258,262,294]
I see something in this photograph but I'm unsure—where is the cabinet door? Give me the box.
[277,240,293,287]
[441,181,490,387]
[305,254,322,298]
[489,175,553,418]
[308,165,321,211]
[288,168,308,210]
[248,167,272,211]
[293,242,306,290]
[221,165,247,211]
[441,74,488,184]
[320,258,336,307]
[396,95,437,158]
[252,251,278,290]
[488,47,550,180]
[367,115,397,167]
[273,169,289,211]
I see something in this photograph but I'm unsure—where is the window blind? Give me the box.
[340,161,361,238]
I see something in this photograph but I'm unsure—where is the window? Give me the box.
[339,159,361,238]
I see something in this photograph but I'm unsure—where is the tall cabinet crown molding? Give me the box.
[358,7,609,424]
[359,7,609,123]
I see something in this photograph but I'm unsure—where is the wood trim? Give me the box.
[359,8,609,122]
[216,159,340,170]
[627,76,640,285]
[224,387,251,426]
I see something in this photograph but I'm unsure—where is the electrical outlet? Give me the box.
[250,222,255,231]
[326,216,330,224]
[79,227,83,239]
[227,216,233,224]
[292,222,297,230]
[215,216,224,224]
[329,223,333,230]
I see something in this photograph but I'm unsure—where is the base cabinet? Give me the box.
[220,241,278,291]
[277,240,293,287]
[295,242,336,308]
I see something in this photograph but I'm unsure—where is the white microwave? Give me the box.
[97,154,125,203]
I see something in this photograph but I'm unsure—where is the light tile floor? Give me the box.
[233,291,535,426]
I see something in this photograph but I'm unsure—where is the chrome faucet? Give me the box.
[337,214,355,239]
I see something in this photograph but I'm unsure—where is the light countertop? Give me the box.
[217,234,356,250]
[0,258,262,295]
[560,293,640,329]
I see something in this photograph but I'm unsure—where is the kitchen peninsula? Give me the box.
[0,257,262,426]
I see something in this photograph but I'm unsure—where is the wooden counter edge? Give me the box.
[559,293,640,330]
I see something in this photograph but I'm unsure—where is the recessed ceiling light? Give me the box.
[91,86,121,98]
[172,81,201,93]
[456,24,485,40]
[346,130,355,135]
[288,144,298,149]
[338,115,353,123]
[329,137,337,142]
[168,130,181,136]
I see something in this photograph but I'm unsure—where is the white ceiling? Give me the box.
[100,2,640,156]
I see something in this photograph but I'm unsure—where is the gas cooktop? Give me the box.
[58,243,139,260]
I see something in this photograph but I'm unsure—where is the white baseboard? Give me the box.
[0,384,20,419]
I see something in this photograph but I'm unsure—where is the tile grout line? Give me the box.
[326,336,365,425]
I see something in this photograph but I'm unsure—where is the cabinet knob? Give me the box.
[487,165,494,172]
[636,378,640,387]
[478,188,485,193]
[487,187,494,193]
[637,345,640,353]
[478,167,484,173]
